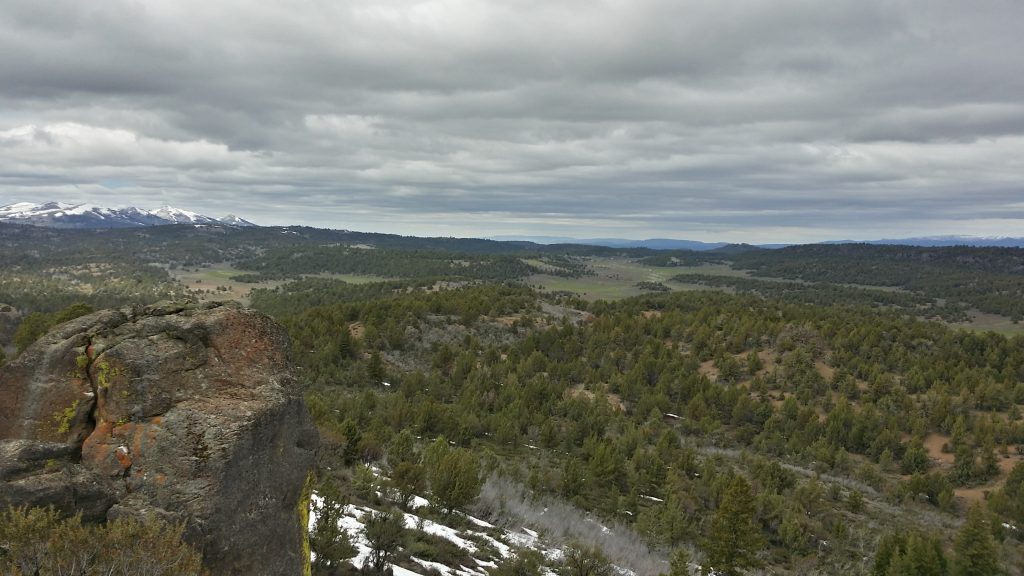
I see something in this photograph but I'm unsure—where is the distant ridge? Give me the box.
[823,236,1024,248]
[488,235,729,251]
[0,201,258,229]
[492,235,1024,250]
[710,243,766,254]
[3,205,1020,247]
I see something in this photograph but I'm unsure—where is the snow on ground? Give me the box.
[504,528,538,549]
[310,489,602,576]
[311,492,529,575]
[472,531,512,559]
[402,511,479,553]
[309,495,374,569]
[392,566,427,576]
[464,513,495,529]
[410,556,489,576]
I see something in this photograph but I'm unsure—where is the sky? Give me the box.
[1,0,1023,243]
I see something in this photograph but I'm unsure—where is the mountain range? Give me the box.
[4,201,1024,249]
[0,201,257,229]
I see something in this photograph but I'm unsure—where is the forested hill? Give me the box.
[643,243,1024,320]
[3,222,1024,574]
[0,220,653,260]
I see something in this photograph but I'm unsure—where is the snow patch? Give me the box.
[403,512,478,553]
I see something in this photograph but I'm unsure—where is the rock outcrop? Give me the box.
[0,301,318,575]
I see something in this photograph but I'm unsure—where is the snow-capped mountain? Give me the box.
[148,205,220,225]
[0,201,258,229]
[217,214,258,227]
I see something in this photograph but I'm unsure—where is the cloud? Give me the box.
[1,0,1023,241]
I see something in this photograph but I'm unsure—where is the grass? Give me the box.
[308,273,391,284]
[531,258,1024,338]
[170,263,391,304]
[953,311,1024,336]
[528,258,755,301]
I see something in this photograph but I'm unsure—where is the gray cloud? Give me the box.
[1,0,1023,242]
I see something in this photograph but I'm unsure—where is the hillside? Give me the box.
[1,225,1023,575]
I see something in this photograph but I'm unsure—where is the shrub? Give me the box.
[0,506,205,576]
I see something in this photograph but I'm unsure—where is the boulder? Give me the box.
[0,301,318,575]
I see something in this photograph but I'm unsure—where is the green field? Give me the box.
[529,257,1024,336]
[528,258,752,301]
[169,264,391,305]
[954,311,1024,335]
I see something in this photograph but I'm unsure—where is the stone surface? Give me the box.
[0,301,318,575]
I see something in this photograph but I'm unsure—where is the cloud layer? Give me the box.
[2,0,1023,241]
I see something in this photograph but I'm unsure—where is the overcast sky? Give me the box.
[1,0,1023,242]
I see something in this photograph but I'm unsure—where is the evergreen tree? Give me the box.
[559,543,615,576]
[952,504,1001,576]
[339,418,363,465]
[978,439,1000,481]
[951,443,975,486]
[666,549,693,576]
[335,327,354,361]
[990,461,1024,523]
[873,532,906,576]
[309,486,357,573]
[13,303,95,355]
[746,351,763,374]
[389,461,425,509]
[702,476,763,576]
[387,429,417,468]
[884,532,947,576]
[364,508,405,575]
[368,351,385,384]
[901,441,930,475]
[424,437,482,514]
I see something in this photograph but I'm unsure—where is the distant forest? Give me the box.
[1,221,1023,574]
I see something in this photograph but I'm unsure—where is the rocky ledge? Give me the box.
[0,301,318,575]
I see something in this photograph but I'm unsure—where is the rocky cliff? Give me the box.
[0,301,318,575]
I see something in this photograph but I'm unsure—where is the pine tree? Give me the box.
[952,504,1001,576]
[901,441,930,475]
[368,351,385,384]
[339,418,362,465]
[309,487,357,573]
[884,532,947,576]
[702,476,763,576]
[667,549,693,576]
[990,461,1024,523]
[424,437,482,514]
[746,351,763,375]
[978,439,1000,481]
[364,508,405,575]
[335,326,354,361]
[951,443,975,486]
[873,532,906,576]
[387,429,417,468]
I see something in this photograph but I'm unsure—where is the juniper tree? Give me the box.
[424,437,482,514]
[952,504,1001,576]
[364,508,405,575]
[702,475,762,576]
